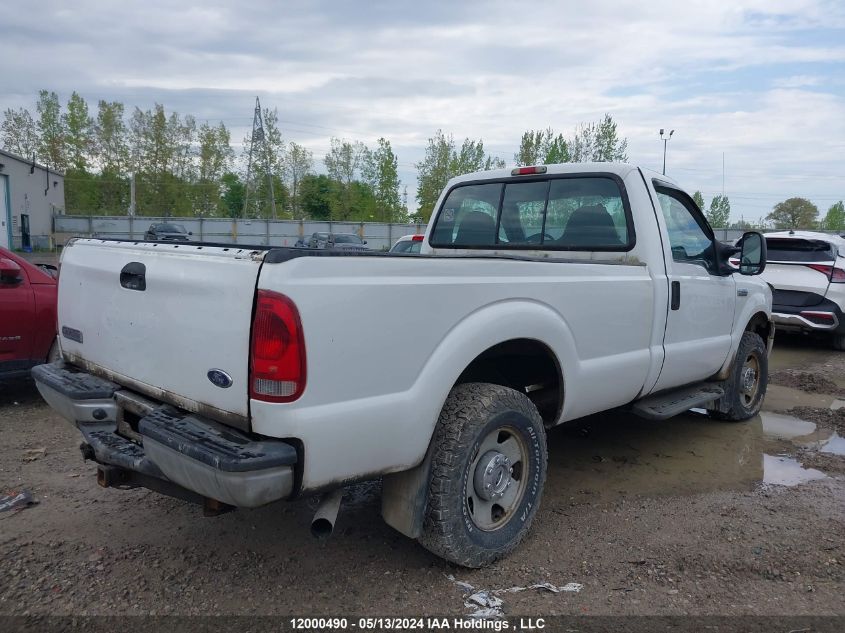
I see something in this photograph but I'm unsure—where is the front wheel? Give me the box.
[708,331,767,421]
[420,383,547,568]
[833,333,845,351]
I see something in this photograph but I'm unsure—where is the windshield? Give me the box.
[158,224,187,233]
[333,234,363,244]
[391,239,421,253]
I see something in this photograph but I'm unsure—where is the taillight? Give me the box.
[804,264,845,283]
[250,290,306,402]
[411,234,424,242]
[511,166,548,176]
[800,311,836,325]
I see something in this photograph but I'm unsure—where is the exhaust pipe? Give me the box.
[310,488,344,539]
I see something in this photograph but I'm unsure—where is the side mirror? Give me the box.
[188,231,193,236]
[738,231,767,276]
[0,258,23,284]
[363,240,367,245]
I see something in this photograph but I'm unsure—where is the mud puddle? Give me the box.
[544,387,843,505]
[768,332,838,371]
[762,454,828,486]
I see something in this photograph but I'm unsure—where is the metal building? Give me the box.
[0,148,65,251]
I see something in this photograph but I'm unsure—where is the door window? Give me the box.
[655,186,716,273]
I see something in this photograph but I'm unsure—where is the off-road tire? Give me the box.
[708,331,767,422]
[419,382,547,568]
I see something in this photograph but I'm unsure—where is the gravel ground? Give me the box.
[1,334,844,619]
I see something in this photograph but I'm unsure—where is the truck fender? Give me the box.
[382,299,575,538]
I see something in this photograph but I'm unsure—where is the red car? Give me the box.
[0,248,59,379]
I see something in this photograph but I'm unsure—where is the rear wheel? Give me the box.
[420,383,547,568]
[708,331,767,421]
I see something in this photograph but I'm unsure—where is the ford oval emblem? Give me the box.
[207,369,233,389]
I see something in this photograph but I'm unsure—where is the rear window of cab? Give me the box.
[429,175,634,251]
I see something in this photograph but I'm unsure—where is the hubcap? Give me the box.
[465,426,529,531]
[740,353,760,406]
[473,450,513,501]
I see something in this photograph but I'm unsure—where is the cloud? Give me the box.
[1,0,843,220]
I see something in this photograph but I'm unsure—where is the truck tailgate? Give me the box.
[58,240,264,428]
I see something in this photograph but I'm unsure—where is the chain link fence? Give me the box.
[45,215,845,253]
[52,216,427,252]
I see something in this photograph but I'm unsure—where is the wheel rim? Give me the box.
[465,425,529,531]
[739,352,760,406]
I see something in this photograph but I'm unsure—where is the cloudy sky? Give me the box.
[2,0,844,221]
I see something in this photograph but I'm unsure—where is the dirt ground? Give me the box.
[1,333,843,619]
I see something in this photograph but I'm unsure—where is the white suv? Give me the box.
[749,231,845,350]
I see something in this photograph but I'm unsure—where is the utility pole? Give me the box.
[722,152,725,196]
[660,129,674,175]
[128,173,136,216]
[242,97,277,219]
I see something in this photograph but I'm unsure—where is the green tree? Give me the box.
[766,197,819,229]
[821,201,845,232]
[415,130,454,220]
[95,101,129,174]
[415,130,505,220]
[692,191,705,211]
[282,142,313,219]
[129,104,194,216]
[1,107,39,159]
[363,137,402,222]
[193,122,233,216]
[63,92,94,171]
[36,90,66,170]
[324,137,367,220]
[299,174,333,220]
[94,100,131,215]
[242,107,286,218]
[706,194,731,228]
[64,168,100,214]
[515,128,572,166]
[220,172,245,218]
[569,114,628,162]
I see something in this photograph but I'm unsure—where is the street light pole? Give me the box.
[660,128,674,175]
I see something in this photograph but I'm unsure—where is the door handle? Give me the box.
[671,281,681,310]
[120,262,146,291]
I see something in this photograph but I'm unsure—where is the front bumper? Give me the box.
[32,362,297,508]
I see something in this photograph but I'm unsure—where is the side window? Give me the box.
[655,186,716,273]
[431,183,502,247]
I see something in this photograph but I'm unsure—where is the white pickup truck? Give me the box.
[34,163,773,567]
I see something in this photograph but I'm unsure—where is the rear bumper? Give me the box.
[32,362,297,508]
[772,296,845,333]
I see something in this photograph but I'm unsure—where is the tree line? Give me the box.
[1,90,405,222]
[3,91,840,229]
[692,190,845,232]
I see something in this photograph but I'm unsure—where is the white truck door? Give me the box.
[651,184,736,391]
